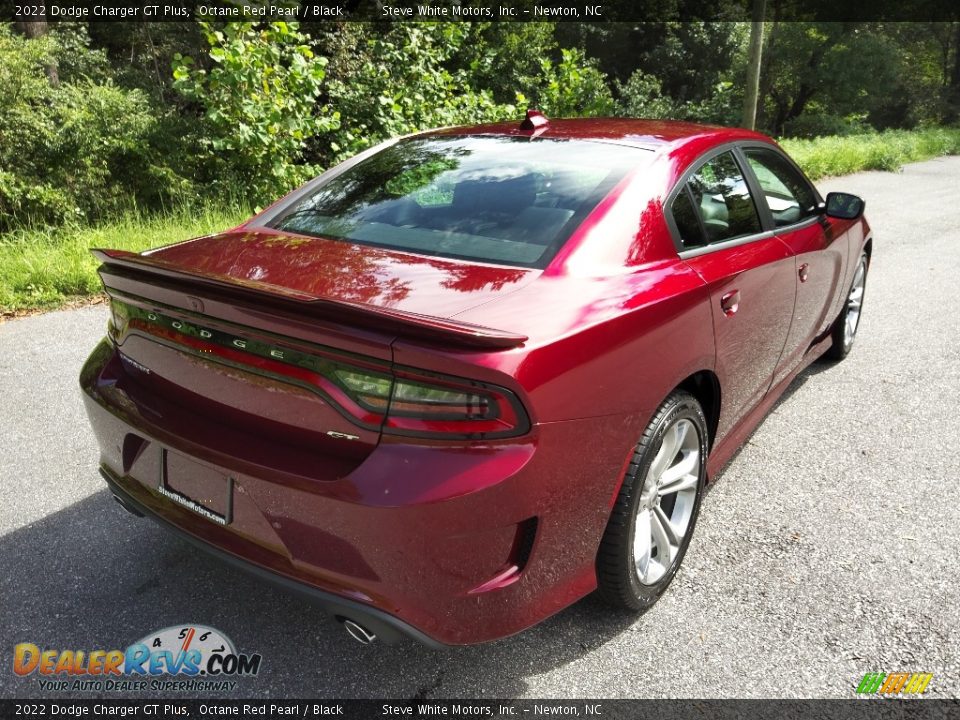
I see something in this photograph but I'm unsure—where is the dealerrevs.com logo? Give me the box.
[13,625,262,693]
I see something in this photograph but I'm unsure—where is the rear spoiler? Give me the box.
[91,249,528,350]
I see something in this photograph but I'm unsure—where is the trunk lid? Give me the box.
[144,227,539,320]
[92,229,533,486]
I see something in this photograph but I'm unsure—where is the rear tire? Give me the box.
[825,251,868,361]
[596,391,708,611]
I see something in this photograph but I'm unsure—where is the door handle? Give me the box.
[799,263,810,282]
[720,289,740,316]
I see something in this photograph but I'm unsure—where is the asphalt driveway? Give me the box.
[2,157,958,699]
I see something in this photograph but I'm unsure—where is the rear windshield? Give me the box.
[267,136,645,268]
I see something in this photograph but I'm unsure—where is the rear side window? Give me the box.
[268,136,644,268]
[680,151,762,246]
[744,147,819,227]
[671,188,706,248]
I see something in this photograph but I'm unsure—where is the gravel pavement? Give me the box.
[1,157,959,699]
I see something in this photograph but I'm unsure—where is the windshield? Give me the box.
[268,136,645,268]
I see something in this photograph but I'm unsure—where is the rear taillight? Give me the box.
[109,298,530,440]
[335,366,527,438]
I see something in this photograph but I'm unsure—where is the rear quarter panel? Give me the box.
[392,259,716,617]
[395,259,714,427]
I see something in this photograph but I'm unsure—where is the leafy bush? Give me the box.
[0,27,67,225]
[173,21,338,202]
[616,69,738,125]
[0,24,188,230]
[48,22,111,83]
[529,48,614,117]
[782,110,871,139]
[5,17,960,245]
[453,23,560,105]
[321,24,515,164]
[616,70,681,119]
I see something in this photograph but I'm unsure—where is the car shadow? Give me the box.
[0,489,639,699]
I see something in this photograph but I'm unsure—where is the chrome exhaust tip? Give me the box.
[340,618,377,645]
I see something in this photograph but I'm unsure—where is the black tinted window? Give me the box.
[684,151,761,245]
[744,147,818,227]
[672,188,706,248]
[269,137,643,268]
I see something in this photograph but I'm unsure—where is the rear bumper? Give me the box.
[100,466,442,647]
[81,338,641,645]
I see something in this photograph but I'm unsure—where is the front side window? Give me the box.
[744,147,819,227]
[675,151,762,248]
[268,136,644,268]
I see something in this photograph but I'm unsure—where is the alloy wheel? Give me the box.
[844,257,867,349]
[633,417,702,585]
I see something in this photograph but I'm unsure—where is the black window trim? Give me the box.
[664,140,825,259]
[675,183,710,249]
[664,142,769,259]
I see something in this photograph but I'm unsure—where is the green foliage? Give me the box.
[615,71,677,119]
[563,22,743,119]
[860,23,958,129]
[0,24,189,230]
[781,108,871,139]
[453,23,559,105]
[616,70,738,125]
[0,204,250,312]
[530,48,614,117]
[172,21,338,201]
[3,17,960,250]
[638,22,744,108]
[321,24,515,164]
[0,27,68,225]
[780,128,960,180]
[48,22,111,82]
[760,23,906,136]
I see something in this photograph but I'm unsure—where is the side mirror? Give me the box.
[823,191,865,220]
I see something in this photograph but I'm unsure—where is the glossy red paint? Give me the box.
[137,231,539,317]
[681,237,797,442]
[80,118,871,645]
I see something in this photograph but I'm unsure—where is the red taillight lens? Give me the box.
[111,299,530,440]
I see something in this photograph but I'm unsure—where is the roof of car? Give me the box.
[427,117,773,151]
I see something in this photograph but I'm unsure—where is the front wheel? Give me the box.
[596,391,708,611]
[826,251,868,361]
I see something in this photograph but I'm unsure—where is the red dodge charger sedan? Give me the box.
[81,113,870,646]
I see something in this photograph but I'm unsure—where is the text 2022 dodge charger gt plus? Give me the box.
[81,112,870,646]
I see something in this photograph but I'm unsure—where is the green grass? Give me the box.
[782,127,960,180]
[0,204,250,314]
[3,126,960,315]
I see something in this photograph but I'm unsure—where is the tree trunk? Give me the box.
[756,16,781,131]
[17,20,45,39]
[741,0,766,130]
[15,2,59,87]
[771,95,790,136]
